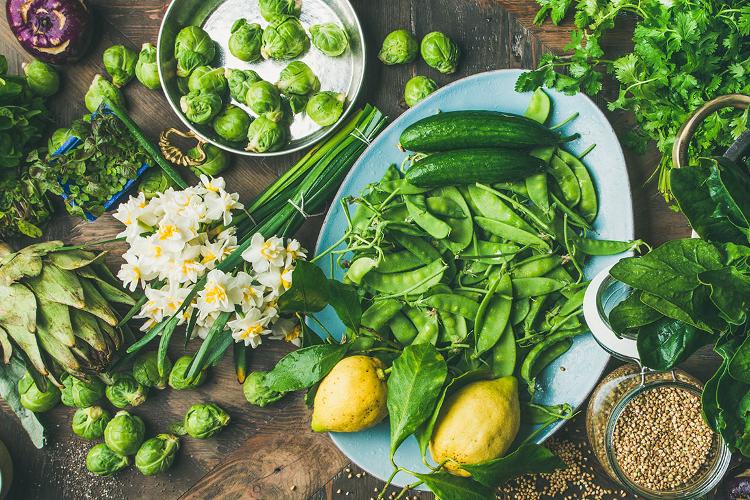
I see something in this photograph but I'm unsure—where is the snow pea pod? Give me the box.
[346,257,377,284]
[391,233,442,265]
[492,181,529,197]
[386,222,425,236]
[577,237,645,256]
[525,173,550,213]
[379,250,424,273]
[523,295,549,333]
[361,299,402,332]
[423,293,480,320]
[549,154,581,207]
[377,178,430,194]
[425,196,465,218]
[464,240,520,265]
[404,307,439,345]
[557,149,597,223]
[524,88,551,124]
[491,323,516,377]
[438,311,468,344]
[475,272,513,356]
[466,184,533,232]
[434,186,473,253]
[511,298,531,326]
[475,216,551,250]
[381,203,409,223]
[546,266,574,285]
[364,259,446,296]
[511,254,561,279]
[521,328,585,389]
[388,310,418,345]
[512,277,565,298]
[405,194,451,239]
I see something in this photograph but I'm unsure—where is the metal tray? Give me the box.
[157,0,365,157]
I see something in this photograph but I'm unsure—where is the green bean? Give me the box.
[361,299,402,332]
[491,323,516,377]
[577,237,645,256]
[425,196,465,218]
[438,311,468,344]
[388,310,418,345]
[391,233,441,264]
[466,185,533,232]
[475,272,512,356]
[434,186,473,253]
[405,194,451,239]
[512,277,565,298]
[521,329,584,389]
[423,293,480,320]
[364,259,446,296]
[549,154,581,207]
[475,217,550,250]
[557,149,597,223]
[511,254,561,279]
[511,298,531,326]
[525,173,550,213]
[346,256,377,284]
[379,250,424,273]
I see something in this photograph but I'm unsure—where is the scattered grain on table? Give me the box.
[46,439,123,499]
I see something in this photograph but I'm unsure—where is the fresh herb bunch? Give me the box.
[0,173,53,238]
[30,111,150,219]
[518,0,750,199]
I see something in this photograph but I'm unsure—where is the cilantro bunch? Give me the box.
[517,0,750,200]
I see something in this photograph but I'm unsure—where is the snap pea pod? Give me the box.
[475,272,513,356]
[512,277,565,298]
[434,186,473,253]
[556,149,597,223]
[475,217,550,250]
[379,250,424,273]
[363,259,446,296]
[346,257,377,284]
[545,265,574,285]
[576,237,645,256]
[438,311,468,344]
[361,299,403,331]
[557,286,587,317]
[511,254,561,279]
[425,196,465,218]
[466,184,534,232]
[491,323,516,377]
[386,222,424,236]
[391,233,441,264]
[521,328,585,388]
[511,297,531,326]
[524,88,551,124]
[492,181,529,197]
[423,293,480,320]
[523,296,548,334]
[550,194,592,231]
[406,307,439,345]
[525,173,550,213]
[405,194,451,239]
[463,240,520,265]
[549,154,581,207]
[381,203,409,223]
[377,178,430,194]
[388,310,418,345]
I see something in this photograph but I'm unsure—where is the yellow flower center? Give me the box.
[158,224,178,240]
[201,252,216,264]
[284,325,301,342]
[239,324,263,339]
[204,283,227,304]
[261,240,279,260]
[206,182,220,193]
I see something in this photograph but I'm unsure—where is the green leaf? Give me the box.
[411,471,492,500]
[699,267,750,325]
[636,316,713,371]
[462,443,565,488]
[278,261,330,313]
[0,355,46,448]
[327,279,362,332]
[387,344,447,460]
[608,291,662,335]
[265,344,348,393]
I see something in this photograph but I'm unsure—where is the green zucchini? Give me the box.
[404,148,545,187]
[399,111,576,152]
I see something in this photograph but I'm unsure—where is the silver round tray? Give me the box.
[157,0,365,157]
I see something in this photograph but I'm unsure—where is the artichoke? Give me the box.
[0,242,133,386]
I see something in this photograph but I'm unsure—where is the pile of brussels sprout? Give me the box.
[377,29,461,107]
[169,0,351,153]
[17,351,230,478]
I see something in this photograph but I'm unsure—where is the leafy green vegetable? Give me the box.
[277,260,330,313]
[264,344,348,393]
[411,471,492,500]
[0,355,46,448]
[461,443,565,488]
[636,316,713,370]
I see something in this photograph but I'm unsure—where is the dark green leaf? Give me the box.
[636,316,713,371]
[699,267,750,325]
[265,344,348,393]
[411,471,492,500]
[278,261,330,313]
[0,356,46,448]
[462,443,565,488]
[608,291,662,335]
[327,279,362,332]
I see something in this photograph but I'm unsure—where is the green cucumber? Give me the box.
[399,111,576,152]
[404,148,545,188]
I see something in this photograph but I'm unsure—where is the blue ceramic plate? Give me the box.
[311,69,634,488]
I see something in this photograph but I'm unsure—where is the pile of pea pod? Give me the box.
[333,89,643,399]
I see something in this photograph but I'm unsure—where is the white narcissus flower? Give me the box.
[199,175,226,194]
[196,269,237,319]
[168,244,205,284]
[227,307,272,347]
[118,252,146,292]
[284,239,307,267]
[205,188,244,226]
[231,272,267,309]
[258,265,294,294]
[242,233,286,273]
[270,317,303,347]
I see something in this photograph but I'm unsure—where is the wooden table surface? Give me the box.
[0,1,716,499]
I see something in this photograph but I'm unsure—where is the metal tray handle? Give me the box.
[159,128,207,167]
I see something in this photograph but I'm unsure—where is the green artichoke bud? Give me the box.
[135,434,180,476]
[103,44,138,87]
[213,104,252,143]
[187,66,228,95]
[85,74,126,113]
[104,410,146,456]
[136,43,160,90]
[106,373,148,408]
[180,90,223,125]
[18,371,60,412]
[259,0,301,22]
[378,29,418,65]
[72,406,111,440]
[404,76,438,107]
[225,68,262,104]
[174,26,217,78]
[86,443,129,476]
[132,351,172,389]
[23,60,60,97]
[276,61,320,96]
[176,402,230,439]
[420,31,460,74]
[138,169,172,200]
[306,91,346,127]
[310,23,349,57]
[261,16,309,60]
[61,375,105,408]
[245,112,288,153]
[188,144,230,177]
[245,80,282,115]
[228,19,263,62]
[168,355,208,390]
[242,371,284,407]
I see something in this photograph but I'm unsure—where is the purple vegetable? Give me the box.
[718,466,750,500]
[6,0,93,64]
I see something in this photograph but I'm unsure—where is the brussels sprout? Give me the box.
[420,31,460,74]
[22,60,60,97]
[378,29,418,65]
[276,61,320,96]
[169,355,209,390]
[242,371,284,407]
[213,104,252,143]
[309,23,349,57]
[404,75,438,107]
[47,127,74,155]
[180,90,223,125]
[103,44,138,87]
[178,402,230,439]
[228,19,263,62]
[135,434,180,476]
[306,91,345,126]
[61,374,105,408]
[104,410,146,456]
[136,43,160,90]
[132,351,172,389]
[246,112,288,153]
[72,406,111,440]
[86,444,129,476]
[174,26,217,78]
[225,68,262,104]
[188,66,228,95]
[176,76,190,95]
[188,144,231,177]
[259,0,301,22]
[261,16,309,60]
[286,94,308,115]
[85,74,126,113]
[18,371,60,412]
[138,169,172,200]
[105,373,148,408]
[245,80,282,115]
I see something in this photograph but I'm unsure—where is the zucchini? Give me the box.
[399,111,576,152]
[404,148,545,187]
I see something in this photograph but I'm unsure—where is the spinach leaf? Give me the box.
[636,316,713,370]
[713,158,750,229]
[729,329,750,384]
[716,366,750,455]
[327,279,362,332]
[608,291,662,335]
[278,261,330,313]
[461,443,565,488]
[264,344,348,393]
[411,471,493,500]
[699,267,750,325]
[387,344,447,460]
[0,355,46,448]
